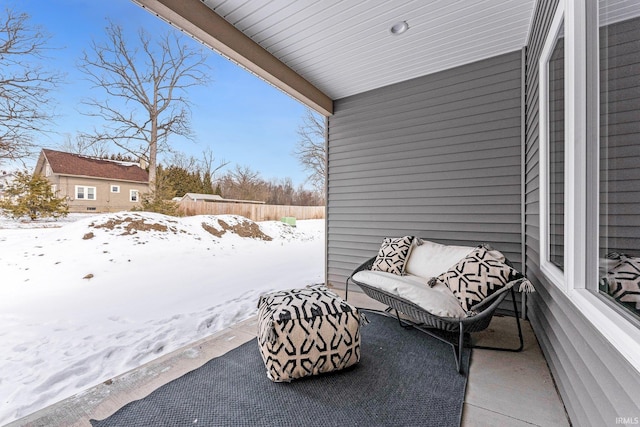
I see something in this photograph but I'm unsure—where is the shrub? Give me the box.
[0,171,69,220]
[133,175,179,216]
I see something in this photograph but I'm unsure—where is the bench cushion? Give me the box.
[405,239,475,279]
[352,270,467,318]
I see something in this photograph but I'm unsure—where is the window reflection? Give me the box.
[597,1,640,319]
[548,22,565,271]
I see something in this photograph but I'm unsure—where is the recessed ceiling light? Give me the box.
[390,21,409,35]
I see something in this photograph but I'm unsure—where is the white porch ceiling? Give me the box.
[200,0,537,100]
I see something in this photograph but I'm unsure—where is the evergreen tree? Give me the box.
[134,171,178,216]
[162,165,191,197]
[202,171,214,194]
[0,171,68,220]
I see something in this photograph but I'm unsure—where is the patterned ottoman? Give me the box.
[257,285,362,382]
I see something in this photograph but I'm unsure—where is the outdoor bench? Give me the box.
[346,236,534,374]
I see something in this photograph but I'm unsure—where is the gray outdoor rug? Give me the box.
[91,312,470,427]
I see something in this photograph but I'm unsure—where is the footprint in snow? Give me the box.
[197,314,220,332]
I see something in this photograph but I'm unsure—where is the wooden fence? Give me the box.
[177,200,325,222]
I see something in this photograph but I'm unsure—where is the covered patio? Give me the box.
[10,0,640,425]
[12,290,568,426]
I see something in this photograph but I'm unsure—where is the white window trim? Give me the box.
[538,0,567,292]
[571,289,640,371]
[111,185,120,193]
[130,189,139,202]
[540,0,640,373]
[75,185,97,201]
[564,0,587,293]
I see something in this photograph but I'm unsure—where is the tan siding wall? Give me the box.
[53,176,149,213]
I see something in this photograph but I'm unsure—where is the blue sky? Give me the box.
[9,0,313,187]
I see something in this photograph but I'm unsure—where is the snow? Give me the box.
[0,212,325,424]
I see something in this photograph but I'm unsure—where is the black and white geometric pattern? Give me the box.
[257,285,361,382]
[602,255,640,311]
[436,247,524,311]
[371,236,415,275]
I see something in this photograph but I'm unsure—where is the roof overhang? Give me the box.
[132,1,538,117]
[132,0,333,115]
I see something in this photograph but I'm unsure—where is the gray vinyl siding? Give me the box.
[525,1,640,426]
[327,50,524,309]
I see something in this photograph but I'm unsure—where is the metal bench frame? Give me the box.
[346,255,524,375]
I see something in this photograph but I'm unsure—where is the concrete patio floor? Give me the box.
[9,289,570,427]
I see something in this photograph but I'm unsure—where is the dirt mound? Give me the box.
[90,216,179,236]
[202,219,272,241]
[85,213,272,241]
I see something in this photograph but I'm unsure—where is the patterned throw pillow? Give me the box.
[602,256,640,310]
[371,236,415,275]
[436,247,524,311]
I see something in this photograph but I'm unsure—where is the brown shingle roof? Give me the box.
[42,149,149,183]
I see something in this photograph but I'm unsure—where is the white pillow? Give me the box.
[405,239,475,279]
[371,236,414,275]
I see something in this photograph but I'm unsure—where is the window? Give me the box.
[593,0,640,321]
[76,186,96,200]
[130,189,139,202]
[111,185,120,193]
[539,0,640,371]
[548,22,565,272]
[51,185,57,194]
[539,3,566,289]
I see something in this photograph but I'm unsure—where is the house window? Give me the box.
[593,1,640,321]
[45,164,52,177]
[539,4,566,290]
[130,189,139,202]
[539,0,640,371]
[548,22,565,272]
[76,186,96,200]
[51,184,57,194]
[111,185,120,193]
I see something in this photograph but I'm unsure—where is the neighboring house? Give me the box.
[180,193,265,204]
[0,171,14,196]
[141,1,640,425]
[34,149,149,213]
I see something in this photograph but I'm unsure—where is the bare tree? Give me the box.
[0,7,62,163]
[164,150,200,172]
[78,22,210,189]
[164,148,227,178]
[59,133,111,157]
[200,147,228,177]
[220,165,264,201]
[293,108,326,193]
[215,166,323,205]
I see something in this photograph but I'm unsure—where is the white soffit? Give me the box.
[599,0,640,26]
[201,0,536,100]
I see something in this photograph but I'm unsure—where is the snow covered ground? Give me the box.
[0,212,324,424]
